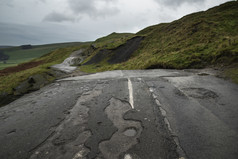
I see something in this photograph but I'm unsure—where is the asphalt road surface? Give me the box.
[0,69,238,159]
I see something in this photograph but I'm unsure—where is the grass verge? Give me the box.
[224,63,238,84]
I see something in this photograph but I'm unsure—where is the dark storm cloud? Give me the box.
[43,12,75,22]
[67,0,119,17]
[154,0,206,6]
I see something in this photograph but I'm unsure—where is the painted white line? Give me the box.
[124,154,132,159]
[128,78,134,109]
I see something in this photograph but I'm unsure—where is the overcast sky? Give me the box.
[0,0,231,46]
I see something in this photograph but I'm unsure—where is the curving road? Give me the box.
[51,50,84,73]
[0,69,238,159]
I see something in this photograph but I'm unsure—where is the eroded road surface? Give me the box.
[0,69,238,159]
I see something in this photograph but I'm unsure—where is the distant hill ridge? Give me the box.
[0,46,14,49]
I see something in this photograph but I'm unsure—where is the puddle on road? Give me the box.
[123,128,137,137]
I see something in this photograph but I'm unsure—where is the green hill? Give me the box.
[80,1,238,82]
[0,42,82,70]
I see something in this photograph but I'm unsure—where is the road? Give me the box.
[0,69,238,159]
[51,49,84,73]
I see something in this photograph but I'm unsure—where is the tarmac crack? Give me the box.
[148,86,188,159]
[28,131,56,153]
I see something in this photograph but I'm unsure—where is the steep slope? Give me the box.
[81,1,238,75]
[84,36,143,65]
[134,1,238,69]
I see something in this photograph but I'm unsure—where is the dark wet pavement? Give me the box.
[0,69,238,159]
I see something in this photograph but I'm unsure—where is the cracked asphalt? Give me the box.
[0,69,238,159]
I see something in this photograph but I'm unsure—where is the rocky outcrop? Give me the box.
[0,73,54,107]
[13,74,52,96]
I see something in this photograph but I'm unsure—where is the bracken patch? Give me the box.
[0,61,44,76]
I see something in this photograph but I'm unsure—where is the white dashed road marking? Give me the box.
[128,78,134,109]
[124,154,132,159]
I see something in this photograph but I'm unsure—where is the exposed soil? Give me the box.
[108,36,144,64]
[84,36,144,65]
[0,61,44,76]
[84,49,111,65]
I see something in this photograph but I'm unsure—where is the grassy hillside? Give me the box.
[0,42,82,70]
[80,1,238,82]
[131,1,238,69]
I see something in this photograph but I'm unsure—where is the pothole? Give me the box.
[123,128,137,137]
[182,88,218,99]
